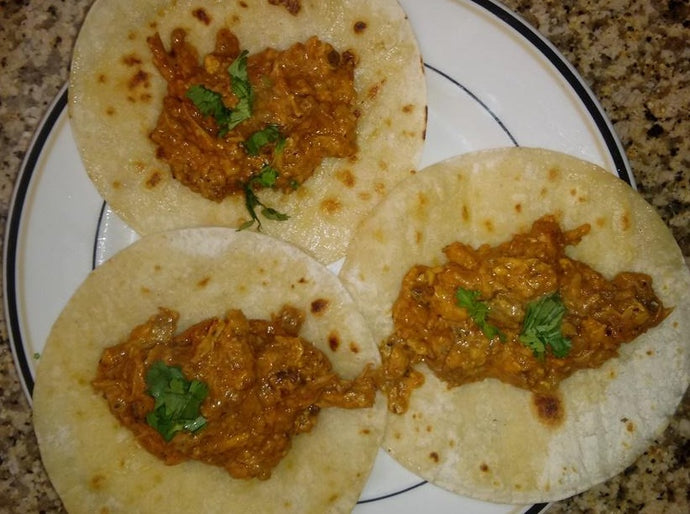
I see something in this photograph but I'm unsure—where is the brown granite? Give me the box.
[0,0,688,513]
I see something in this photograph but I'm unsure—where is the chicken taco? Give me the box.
[33,228,385,513]
[68,0,426,264]
[339,147,690,503]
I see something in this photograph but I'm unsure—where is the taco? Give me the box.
[339,147,690,503]
[68,0,426,264]
[33,228,385,513]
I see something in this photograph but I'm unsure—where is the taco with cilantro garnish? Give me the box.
[33,228,385,513]
[68,0,426,264]
[339,147,690,504]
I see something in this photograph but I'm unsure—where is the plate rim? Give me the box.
[462,0,632,184]
[3,1,633,511]
[4,82,69,402]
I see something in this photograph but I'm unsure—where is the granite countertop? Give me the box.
[1,0,688,512]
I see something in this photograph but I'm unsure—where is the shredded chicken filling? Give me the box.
[380,215,671,414]
[92,305,375,480]
[147,28,358,201]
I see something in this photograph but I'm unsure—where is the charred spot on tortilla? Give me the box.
[320,197,343,215]
[268,0,301,15]
[89,473,107,491]
[192,7,212,25]
[354,21,368,33]
[531,393,565,427]
[146,26,359,229]
[310,298,330,315]
[91,305,377,480]
[196,276,211,288]
[145,170,163,188]
[367,79,385,100]
[328,332,340,351]
[122,53,143,66]
[337,168,356,188]
[128,69,150,89]
[378,215,671,415]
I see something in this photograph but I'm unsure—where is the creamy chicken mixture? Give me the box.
[147,28,358,202]
[92,305,376,480]
[379,215,670,414]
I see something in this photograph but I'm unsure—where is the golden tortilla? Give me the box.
[339,147,690,503]
[34,228,386,513]
[68,0,427,264]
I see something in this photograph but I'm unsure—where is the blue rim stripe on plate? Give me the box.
[471,0,632,185]
[358,480,428,504]
[2,3,630,511]
[92,201,109,270]
[425,63,520,147]
[3,85,68,398]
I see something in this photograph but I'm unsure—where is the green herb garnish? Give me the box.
[185,50,252,137]
[226,50,252,129]
[252,165,279,187]
[239,166,290,231]
[145,360,209,442]
[244,124,285,156]
[185,84,233,134]
[519,293,571,360]
[455,287,505,341]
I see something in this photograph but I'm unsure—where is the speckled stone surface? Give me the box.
[0,1,688,513]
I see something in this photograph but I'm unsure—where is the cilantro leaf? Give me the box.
[185,50,253,136]
[261,206,290,222]
[239,183,263,231]
[519,293,571,360]
[145,361,209,442]
[253,165,279,187]
[185,85,233,130]
[455,288,505,341]
[244,125,285,156]
[239,166,290,231]
[226,50,252,129]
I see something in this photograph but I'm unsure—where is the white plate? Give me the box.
[4,0,633,512]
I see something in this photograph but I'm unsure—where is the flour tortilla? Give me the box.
[68,0,426,265]
[339,147,690,504]
[33,228,386,514]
